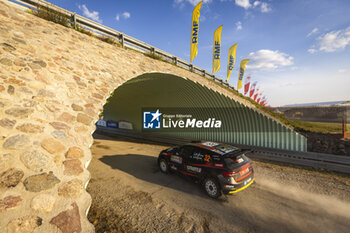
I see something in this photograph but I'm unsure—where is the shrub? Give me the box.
[97,35,118,45]
[32,4,69,27]
[75,25,94,36]
[144,52,163,61]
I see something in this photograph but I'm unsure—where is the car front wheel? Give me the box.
[203,178,221,198]
[159,159,169,174]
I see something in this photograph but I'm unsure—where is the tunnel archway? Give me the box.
[103,73,306,151]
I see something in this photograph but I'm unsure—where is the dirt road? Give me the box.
[87,133,350,233]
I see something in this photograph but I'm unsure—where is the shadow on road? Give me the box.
[97,154,320,232]
[98,153,214,199]
[93,131,174,147]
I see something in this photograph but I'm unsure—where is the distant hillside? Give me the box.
[282,100,349,107]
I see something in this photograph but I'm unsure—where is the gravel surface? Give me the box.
[87,133,350,233]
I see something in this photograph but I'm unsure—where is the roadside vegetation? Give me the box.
[291,121,350,135]
[28,3,121,47]
[144,52,163,61]
[31,4,69,27]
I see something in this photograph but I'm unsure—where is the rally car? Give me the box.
[158,141,254,198]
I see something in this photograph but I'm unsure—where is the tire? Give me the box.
[203,177,222,198]
[159,159,169,174]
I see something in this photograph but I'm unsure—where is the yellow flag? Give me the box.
[190,1,203,62]
[212,25,223,74]
[226,43,237,82]
[237,59,249,90]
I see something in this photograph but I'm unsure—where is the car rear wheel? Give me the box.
[159,159,169,174]
[203,178,221,198]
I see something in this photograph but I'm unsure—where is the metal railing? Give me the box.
[10,0,234,90]
[95,126,350,174]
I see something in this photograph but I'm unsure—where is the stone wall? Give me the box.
[0,1,274,232]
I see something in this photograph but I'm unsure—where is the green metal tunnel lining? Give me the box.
[103,73,307,151]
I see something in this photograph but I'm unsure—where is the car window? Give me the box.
[179,146,193,160]
[169,147,179,155]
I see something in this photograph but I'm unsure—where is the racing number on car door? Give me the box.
[204,154,211,163]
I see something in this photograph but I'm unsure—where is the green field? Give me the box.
[291,120,350,135]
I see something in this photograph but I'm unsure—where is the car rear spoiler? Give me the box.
[224,149,252,157]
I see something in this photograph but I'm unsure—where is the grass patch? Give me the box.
[29,4,122,47]
[75,25,94,36]
[289,121,350,134]
[32,4,70,27]
[97,35,120,46]
[144,52,163,61]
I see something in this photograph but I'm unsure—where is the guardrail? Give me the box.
[95,126,350,174]
[10,0,234,90]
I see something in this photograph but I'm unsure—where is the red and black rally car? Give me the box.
[158,141,255,198]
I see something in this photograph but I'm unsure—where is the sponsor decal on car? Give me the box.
[186,165,202,173]
[170,155,182,164]
[244,177,252,186]
[201,142,219,147]
[237,157,244,163]
[214,163,224,167]
[240,167,249,175]
[170,165,178,170]
[191,152,204,161]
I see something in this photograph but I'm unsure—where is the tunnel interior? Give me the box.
[102,73,306,151]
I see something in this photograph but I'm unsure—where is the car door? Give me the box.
[168,145,190,171]
[184,147,207,176]
[176,145,194,173]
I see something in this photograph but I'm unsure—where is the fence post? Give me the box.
[151,47,155,54]
[72,13,77,30]
[343,116,346,139]
[173,57,177,65]
[203,69,206,77]
[120,34,124,48]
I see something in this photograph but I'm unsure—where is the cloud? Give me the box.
[116,12,131,21]
[307,28,319,37]
[338,69,347,73]
[235,0,251,9]
[236,21,242,30]
[318,27,350,52]
[235,0,271,13]
[173,0,212,7]
[309,27,350,53]
[78,4,102,23]
[247,49,294,70]
[308,48,317,54]
[122,12,131,19]
[260,2,271,12]
[189,0,212,5]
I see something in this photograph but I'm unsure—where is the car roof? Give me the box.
[187,141,241,155]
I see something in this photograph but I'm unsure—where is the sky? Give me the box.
[43,0,350,106]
